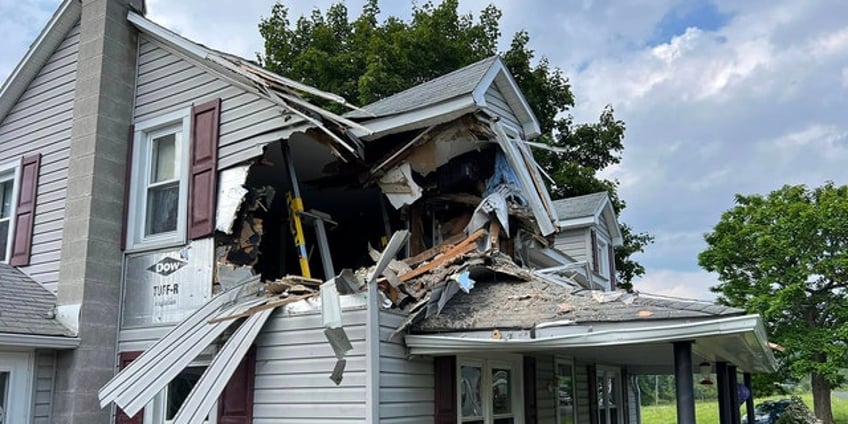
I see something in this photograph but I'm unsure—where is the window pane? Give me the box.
[0,220,8,260]
[557,364,575,424]
[146,182,179,235]
[492,368,512,415]
[0,180,13,218]
[151,133,177,183]
[165,367,204,419]
[0,371,8,414]
[460,365,483,418]
[494,419,515,424]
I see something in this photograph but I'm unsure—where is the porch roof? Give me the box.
[407,278,776,374]
[0,263,77,348]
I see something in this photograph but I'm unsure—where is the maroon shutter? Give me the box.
[608,245,616,290]
[588,365,599,424]
[9,154,40,266]
[590,229,599,273]
[120,125,134,251]
[434,356,457,424]
[189,98,220,240]
[218,346,256,424]
[523,356,538,424]
[115,351,144,424]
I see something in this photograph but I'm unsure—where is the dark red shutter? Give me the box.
[218,346,256,424]
[9,154,40,266]
[608,245,616,290]
[588,365,599,424]
[115,351,144,424]
[189,98,220,240]
[590,230,599,273]
[120,125,134,251]
[523,356,538,424]
[434,356,457,424]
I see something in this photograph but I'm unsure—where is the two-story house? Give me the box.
[0,1,776,424]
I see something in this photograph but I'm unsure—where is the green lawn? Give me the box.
[641,393,848,423]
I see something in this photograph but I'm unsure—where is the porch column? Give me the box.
[728,365,740,424]
[744,373,755,424]
[673,341,696,424]
[716,362,732,424]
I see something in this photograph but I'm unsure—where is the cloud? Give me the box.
[0,1,60,83]
[634,269,719,300]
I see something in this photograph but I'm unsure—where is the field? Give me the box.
[641,393,848,423]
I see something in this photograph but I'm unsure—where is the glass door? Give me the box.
[596,367,621,424]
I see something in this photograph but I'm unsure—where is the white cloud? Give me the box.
[634,269,719,300]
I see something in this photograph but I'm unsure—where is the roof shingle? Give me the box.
[0,263,74,337]
[552,191,609,221]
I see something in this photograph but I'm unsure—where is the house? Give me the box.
[0,1,775,424]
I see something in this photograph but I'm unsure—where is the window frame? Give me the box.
[126,109,191,252]
[555,358,577,424]
[596,235,610,279]
[144,360,218,424]
[456,353,525,424]
[596,365,622,424]
[0,160,20,263]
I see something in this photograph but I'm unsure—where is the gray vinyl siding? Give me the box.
[554,228,588,263]
[32,350,56,424]
[117,325,172,353]
[575,363,591,424]
[534,353,556,424]
[627,375,640,424]
[484,84,522,133]
[253,306,368,423]
[379,310,434,424]
[134,36,306,170]
[0,22,80,292]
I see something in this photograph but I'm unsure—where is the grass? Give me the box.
[641,393,848,423]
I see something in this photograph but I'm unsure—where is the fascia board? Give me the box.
[352,96,477,140]
[0,332,80,349]
[406,315,762,355]
[128,12,208,60]
[556,216,595,229]
[0,0,80,124]
[595,198,624,247]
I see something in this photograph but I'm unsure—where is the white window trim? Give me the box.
[596,365,623,424]
[555,358,577,424]
[456,353,525,424]
[597,236,610,279]
[0,351,34,424]
[0,160,20,263]
[143,358,218,424]
[126,108,191,252]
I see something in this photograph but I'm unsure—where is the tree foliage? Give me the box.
[258,0,652,287]
[699,183,848,424]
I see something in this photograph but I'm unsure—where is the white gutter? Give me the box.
[0,332,80,349]
[352,96,477,140]
[405,314,776,372]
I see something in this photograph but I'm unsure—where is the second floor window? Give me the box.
[127,109,191,251]
[0,163,18,262]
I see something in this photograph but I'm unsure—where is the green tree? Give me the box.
[258,0,652,287]
[699,183,848,424]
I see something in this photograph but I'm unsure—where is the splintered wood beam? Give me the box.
[208,293,317,324]
[404,232,467,267]
[399,229,486,282]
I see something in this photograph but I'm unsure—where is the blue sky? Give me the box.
[3,0,848,299]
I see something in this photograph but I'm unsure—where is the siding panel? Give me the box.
[534,354,556,424]
[555,228,589,262]
[379,310,435,424]
[0,22,79,291]
[484,84,522,132]
[253,306,368,423]
[32,350,56,424]
[575,363,591,424]
[133,36,306,169]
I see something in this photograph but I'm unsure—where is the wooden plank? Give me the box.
[398,229,485,282]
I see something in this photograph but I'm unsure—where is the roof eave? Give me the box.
[471,56,541,139]
[0,0,81,124]
[351,95,477,140]
[0,332,80,349]
[594,196,624,247]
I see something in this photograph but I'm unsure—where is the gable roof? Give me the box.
[0,0,81,125]
[553,191,623,246]
[0,263,77,346]
[346,56,541,140]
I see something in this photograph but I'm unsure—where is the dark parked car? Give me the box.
[742,399,791,424]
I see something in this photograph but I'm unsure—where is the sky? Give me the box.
[2,0,847,300]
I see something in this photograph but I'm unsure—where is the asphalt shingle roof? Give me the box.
[0,263,74,337]
[346,56,498,119]
[552,191,609,221]
[414,277,744,331]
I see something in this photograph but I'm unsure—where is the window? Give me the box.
[596,367,621,424]
[149,366,216,424]
[556,361,576,424]
[458,355,523,424]
[0,161,19,263]
[127,109,191,251]
[596,237,610,279]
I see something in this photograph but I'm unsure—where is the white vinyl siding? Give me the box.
[134,36,306,170]
[379,310,434,424]
[252,306,368,423]
[0,22,80,291]
[554,229,588,263]
[483,85,522,133]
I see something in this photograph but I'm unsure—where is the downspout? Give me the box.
[365,277,381,423]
